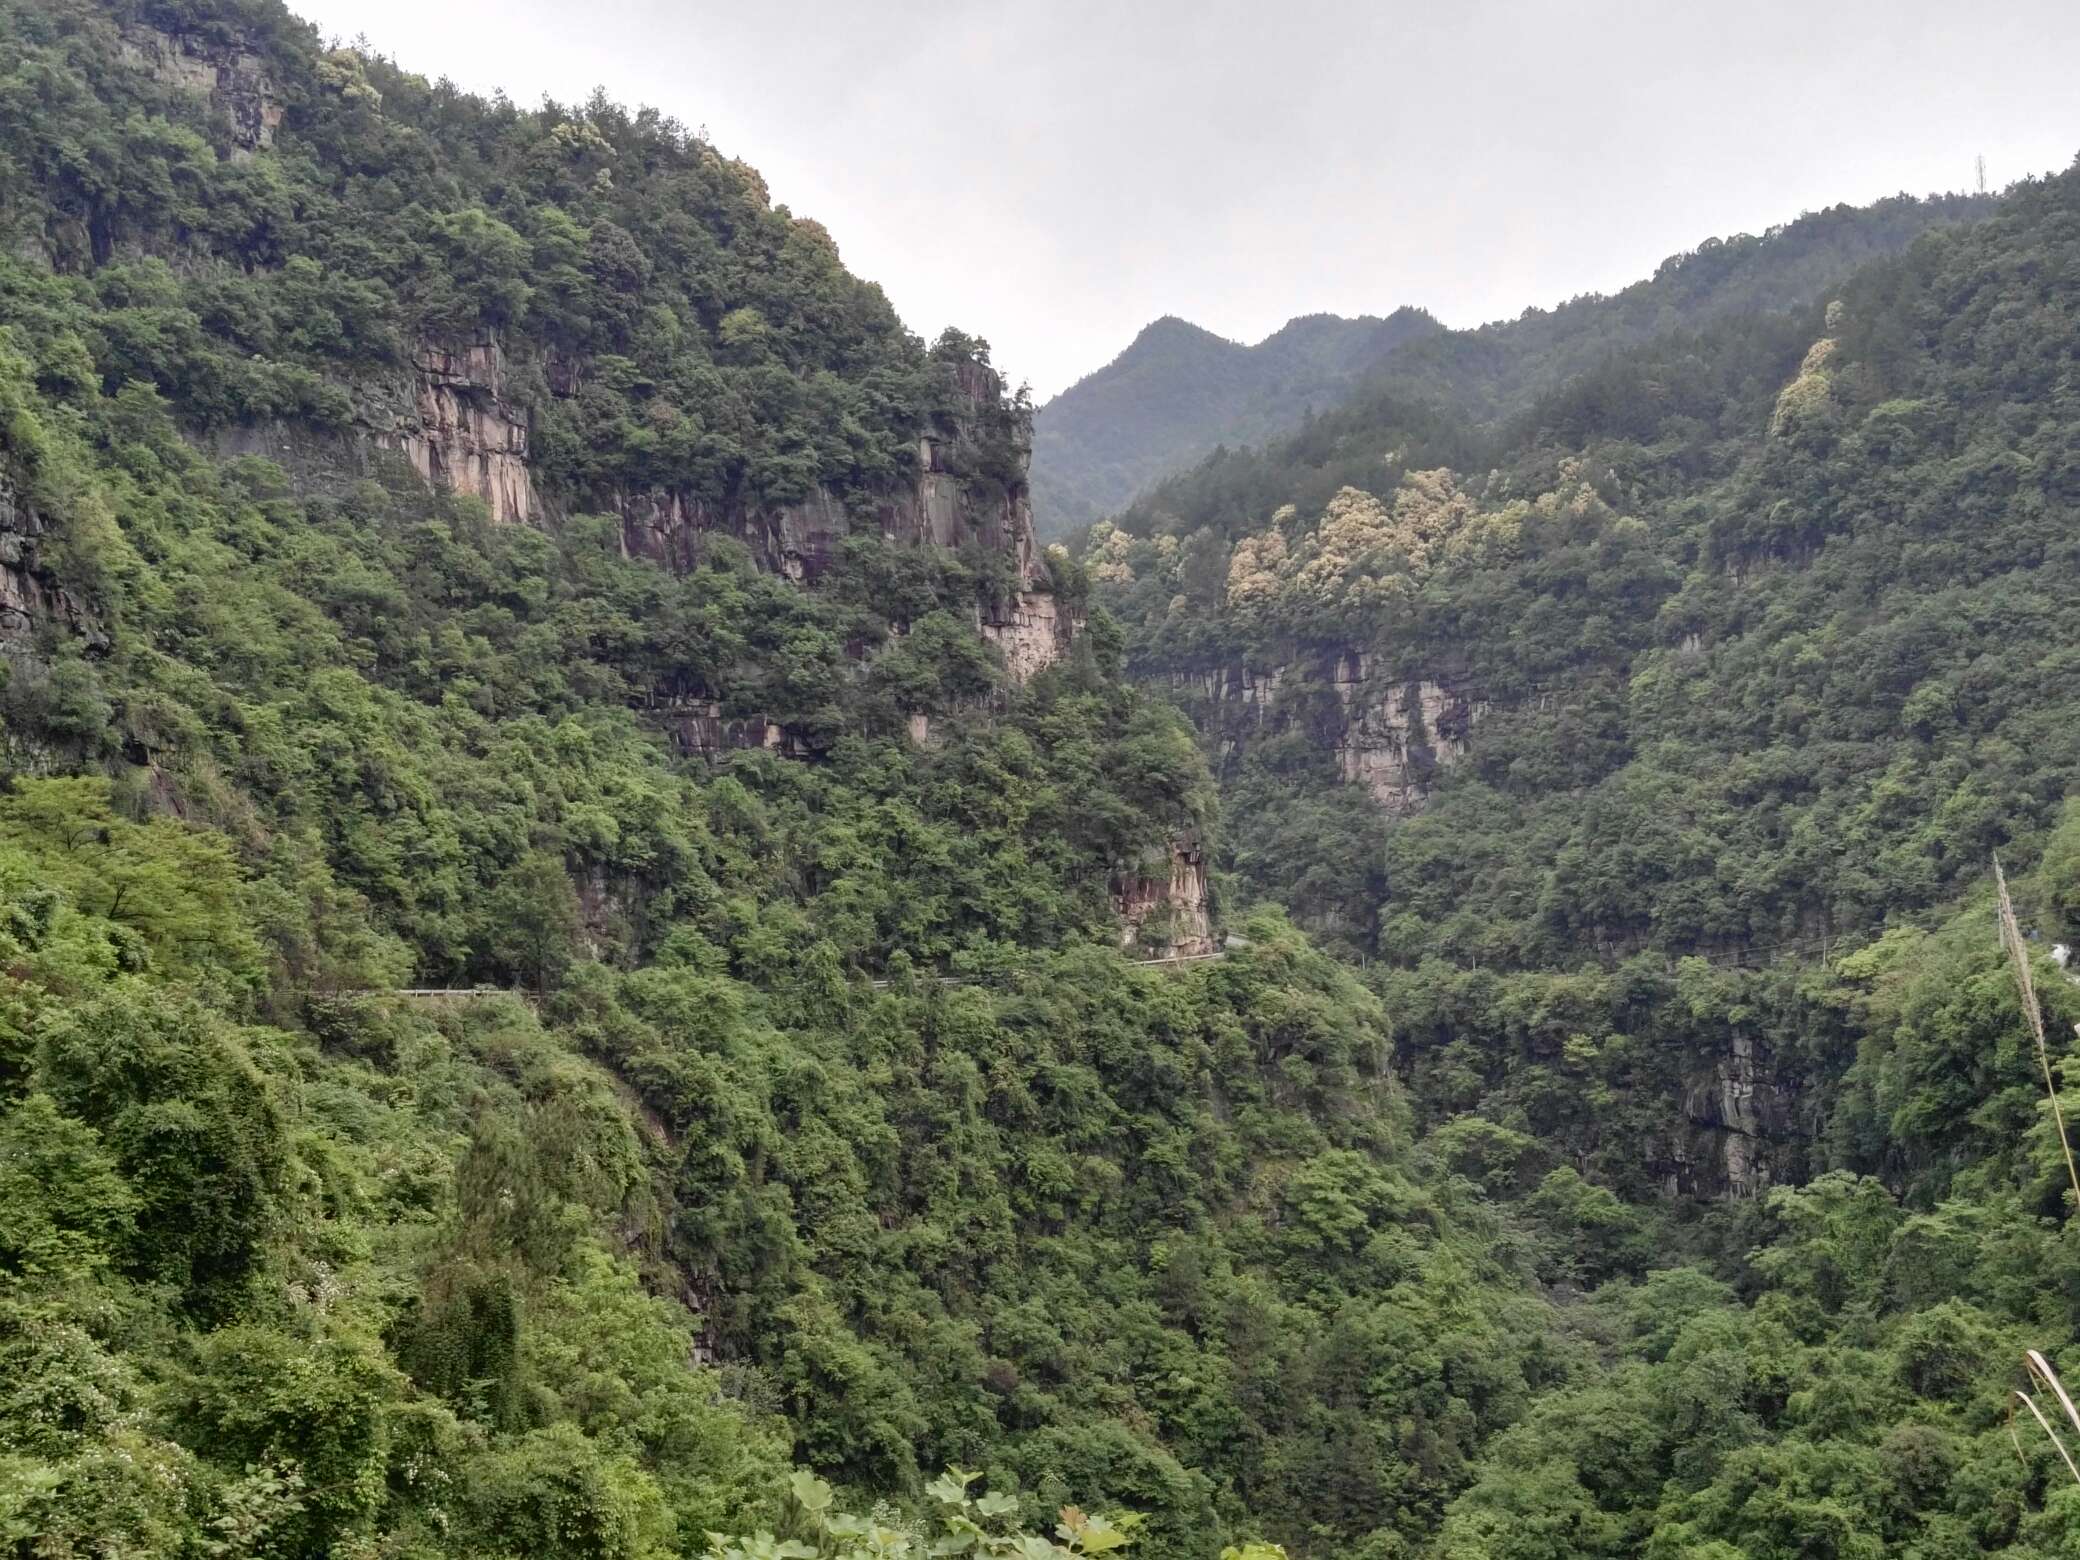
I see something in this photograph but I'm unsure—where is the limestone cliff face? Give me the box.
[615,488,840,584]
[108,37,1059,674]
[1194,663,1286,711]
[1112,835,1215,959]
[360,344,1074,680]
[609,360,1074,681]
[1178,648,1482,816]
[657,703,816,762]
[119,27,283,154]
[216,343,1073,680]
[980,590,1076,683]
[0,473,91,646]
[387,341,536,528]
[211,337,538,529]
[1664,1033,1796,1199]
[609,362,1070,679]
[1330,654,1483,816]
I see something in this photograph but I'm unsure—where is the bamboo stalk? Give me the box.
[1995,858,2080,1209]
[2026,1349,2080,1436]
[1997,861,2080,1489]
[2014,1389,2080,1483]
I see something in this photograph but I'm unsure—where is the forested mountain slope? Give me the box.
[8,0,2080,1555]
[1088,158,2080,1171]
[1078,156,2080,1551]
[1031,308,1438,536]
[1080,192,1991,554]
[0,0,1483,1551]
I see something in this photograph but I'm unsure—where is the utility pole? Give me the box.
[1977,154,1988,195]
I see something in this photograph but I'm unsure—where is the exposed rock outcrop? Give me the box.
[0,473,91,646]
[388,340,536,527]
[1175,649,1481,816]
[658,703,815,762]
[215,338,536,528]
[1113,835,1216,959]
[1199,663,1285,712]
[1666,1033,1794,1198]
[614,366,1033,567]
[119,27,283,153]
[576,865,635,961]
[609,359,1072,680]
[981,590,1077,682]
[225,336,1068,677]
[1331,655,1484,816]
[614,487,846,584]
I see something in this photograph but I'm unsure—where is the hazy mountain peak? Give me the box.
[1032,307,1439,535]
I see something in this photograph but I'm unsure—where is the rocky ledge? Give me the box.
[1112,835,1216,959]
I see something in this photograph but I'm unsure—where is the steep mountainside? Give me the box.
[1084,193,1992,551]
[1078,162,2080,1553]
[0,1,1483,1552]
[1030,308,1439,536]
[1090,161,2080,1197]
[11,0,2080,1555]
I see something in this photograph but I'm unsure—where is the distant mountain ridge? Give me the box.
[1036,194,1994,538]
[1100,192,1995,552]
[1030,306,1441,535]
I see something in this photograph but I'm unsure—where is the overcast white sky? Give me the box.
[289,0,2080,399]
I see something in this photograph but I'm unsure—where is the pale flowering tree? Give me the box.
[1224,528,1288,614]
[1082,521,1139,585]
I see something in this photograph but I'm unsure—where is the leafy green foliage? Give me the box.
[4,0,2080,1554]
[705,1466,1147,1560]
[1077,137,2080,1557]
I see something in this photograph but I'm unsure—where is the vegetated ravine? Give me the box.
[4,1,2080,1556]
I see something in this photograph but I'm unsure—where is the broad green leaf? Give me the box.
[790,1469,835,1515]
